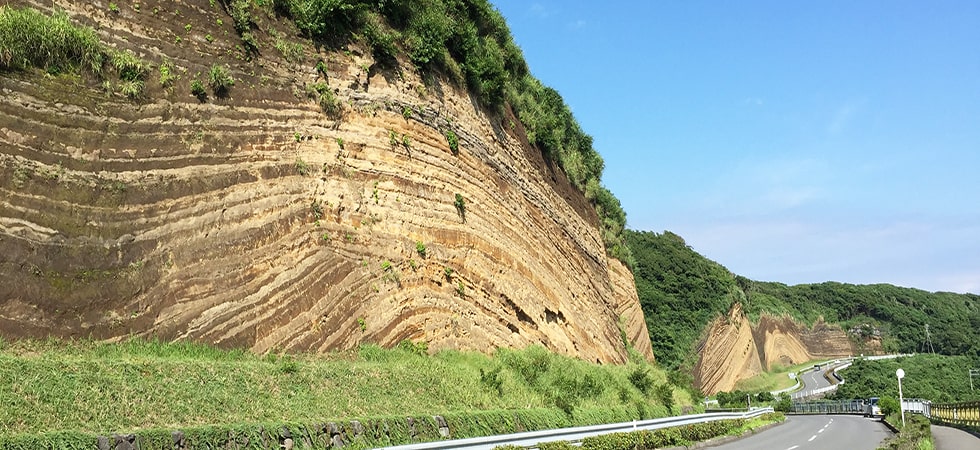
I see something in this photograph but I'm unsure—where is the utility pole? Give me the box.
[924,324,935,354]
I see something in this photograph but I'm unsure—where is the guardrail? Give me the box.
[924,400,980,427]
[381,408,775,450]
[791,399,867,415]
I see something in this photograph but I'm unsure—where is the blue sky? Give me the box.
[491,1,980,294]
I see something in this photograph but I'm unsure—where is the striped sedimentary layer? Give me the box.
[0,0,652,363]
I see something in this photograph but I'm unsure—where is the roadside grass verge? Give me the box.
[878,413,932,450]
[0,338,689,441]
[728,412,786,436]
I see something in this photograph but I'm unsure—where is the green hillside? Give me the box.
[627,229,980,372]
[831,354,978,402]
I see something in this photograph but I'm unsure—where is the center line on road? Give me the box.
[809,435,817,442]
[787,446,799,450]
[819,428,825,433]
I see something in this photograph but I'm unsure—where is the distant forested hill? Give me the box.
[741,281,980,358]
[626,229,980,370]
[832,354,977,402]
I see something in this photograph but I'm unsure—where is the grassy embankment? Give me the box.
[0,338,689,446]
[877,413,932,450]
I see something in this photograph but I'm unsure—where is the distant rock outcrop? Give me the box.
[694,303,879,394]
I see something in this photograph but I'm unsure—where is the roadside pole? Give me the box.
[897,368,906,428]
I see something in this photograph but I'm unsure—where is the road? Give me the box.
[710,415,891,450]
[931,425,980,450]
[802,367,831,390]
[791,363,844,399]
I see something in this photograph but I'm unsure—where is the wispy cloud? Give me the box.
[528,3,551,19]
[827,99,867,136]
[700,157,829,212]
[566,19,587,30]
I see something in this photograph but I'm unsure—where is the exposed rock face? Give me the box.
[0,0,651,363]
[693,303,764,395]
[695,303,879,394]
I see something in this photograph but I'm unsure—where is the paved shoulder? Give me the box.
[931,425,980,450]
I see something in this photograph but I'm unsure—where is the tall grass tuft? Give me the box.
[0,7,105,74]
[0,6,150,98]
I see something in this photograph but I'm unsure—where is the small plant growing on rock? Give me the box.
[415,241,427,258]
[446,129,459,155]
[443,267,453,280]
[454,193,466,221]
[118,79,144,99]
[309,199,323,220]
[208,64,234,97]
[190,78,207,100]
[159,60,176,87]
[357,317,366,332]
[108,3,120,13]
[295,158,310,175]
[308,82,341,117]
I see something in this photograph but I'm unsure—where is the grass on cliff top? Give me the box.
[0,338,690,438]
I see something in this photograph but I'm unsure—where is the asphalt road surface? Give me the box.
[802,367,832,390]
[709,415,891,450]
[931,425,980,450]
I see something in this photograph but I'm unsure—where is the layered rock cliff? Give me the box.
[0,0,653,363]
[694,303,878,394]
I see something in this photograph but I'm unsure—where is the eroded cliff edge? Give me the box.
[0,0,653,363]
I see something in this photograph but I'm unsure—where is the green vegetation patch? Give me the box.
[0,339,688,440]
[876,412,932,450]
[579,417,752,450]
[831,354,978,403]
[0,6,148,93]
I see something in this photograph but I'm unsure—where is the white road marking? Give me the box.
[787,446,799,450]
[818,428,825,433]
[809,435,817,442]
